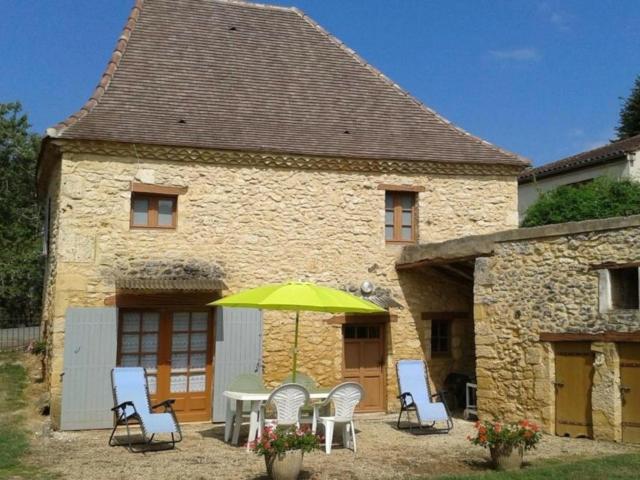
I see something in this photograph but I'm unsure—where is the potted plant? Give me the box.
[252,425,320,480]
[468,419,542,470]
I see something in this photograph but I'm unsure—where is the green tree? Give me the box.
[616,74,640,140]
[0,102,42,327]
[522,177,640,227]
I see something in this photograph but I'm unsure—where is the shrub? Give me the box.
[251,425,320,457]
[468,419,542,451]
[521,177,640,227]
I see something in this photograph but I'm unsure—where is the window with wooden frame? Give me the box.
[430,319,451,356]
[131,193,177,228]
[384,191,417,243]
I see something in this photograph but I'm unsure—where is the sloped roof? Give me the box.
[48,0,527,167]
[519,133,640,183]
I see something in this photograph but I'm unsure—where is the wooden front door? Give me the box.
[554,342,594,438]
[342,324,386,412]
[117,308,214,422]
[619,343,640,443]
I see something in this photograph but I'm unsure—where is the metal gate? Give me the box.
[60,307,118,430]
[212,307,263,422]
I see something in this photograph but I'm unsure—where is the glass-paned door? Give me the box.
[166,310,213,421]
[170,311,209,394]
[118,311,160,396]
[117,308,214,422]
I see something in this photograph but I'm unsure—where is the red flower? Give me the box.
[493,423,502,433]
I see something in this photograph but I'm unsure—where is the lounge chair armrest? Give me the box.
[397,392,414,408]
[152,399,176,411]
[111,401,134,412]
[431,391,446,402]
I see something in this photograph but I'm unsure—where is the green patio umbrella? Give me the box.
[209,282,385,381]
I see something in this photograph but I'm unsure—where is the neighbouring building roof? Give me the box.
[47,0,527,168]
[519,133,640,184]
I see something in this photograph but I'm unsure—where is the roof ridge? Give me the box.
[47,0,145,137]
[290,6,528,166]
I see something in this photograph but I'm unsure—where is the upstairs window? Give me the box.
[610,267,639,310]
[130,182,186,229]
[131,194,177,228]
[385,191,417,243]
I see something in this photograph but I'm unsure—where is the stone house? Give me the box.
[399,215,640,443]
[37,0,528,429]
[518,133,640,220]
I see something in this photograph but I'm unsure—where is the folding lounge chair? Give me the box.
[396,360,453,433]
[109,367,182,452]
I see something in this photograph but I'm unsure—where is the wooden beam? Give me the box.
[438,263,474,281]
[376,183,425,192]
[421,311,470,320]
[589,261,640,271]
[105,291,217,308]
[397,254,481,271]
[540,331,640,342]
[326,314,397,325]
[432,265,473,285]
[131,182,188,196]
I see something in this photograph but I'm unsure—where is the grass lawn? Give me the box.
[0,352,52,479]
[434,453,640,480]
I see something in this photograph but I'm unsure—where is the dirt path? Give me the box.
[27,416,640,480]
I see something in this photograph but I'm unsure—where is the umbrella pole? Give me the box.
[292,311,300,383]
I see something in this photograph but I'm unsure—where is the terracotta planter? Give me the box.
[265,450,304,480]
[489,445,523,471]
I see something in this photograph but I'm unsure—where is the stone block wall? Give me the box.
[41,143,518,425]
[474,223,640,440]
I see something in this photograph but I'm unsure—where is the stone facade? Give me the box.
[473,219,640,441]
[41,140,519,427]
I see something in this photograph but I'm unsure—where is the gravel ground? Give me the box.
[27,415,640,480]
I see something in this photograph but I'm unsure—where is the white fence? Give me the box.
[0,325,41,351]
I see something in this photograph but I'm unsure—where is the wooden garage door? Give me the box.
[343,324,385,412]
[555,342,594,438]
[619,343,640,443]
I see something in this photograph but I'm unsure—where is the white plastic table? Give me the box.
[223,390,330,450]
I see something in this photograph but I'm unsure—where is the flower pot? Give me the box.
[265,450,304,480]
[489,445,523,471]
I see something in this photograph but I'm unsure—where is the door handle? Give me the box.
[620,385,631,393]
[553,381,564,387]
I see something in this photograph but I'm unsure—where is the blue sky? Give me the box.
[1,1,639,166]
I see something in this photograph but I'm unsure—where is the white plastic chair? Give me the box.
[259,383,310,436]
[312,382,364,454]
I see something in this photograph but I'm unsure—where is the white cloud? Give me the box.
[488,48,541,62]
[538,3,572,31]
[568,128,584,138]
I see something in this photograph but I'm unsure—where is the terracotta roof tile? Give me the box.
[519,133,640,183]
[49,0,527,167]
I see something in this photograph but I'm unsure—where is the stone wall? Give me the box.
[41,160,62,394]
[474,222,640,441]
[42,145,518,426]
